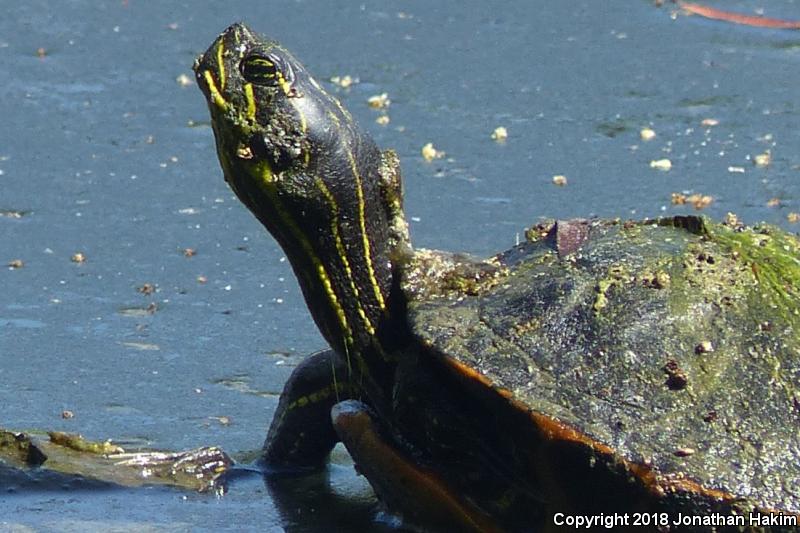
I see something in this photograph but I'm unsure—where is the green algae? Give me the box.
[593,264,629,313]
[707,222,800,336]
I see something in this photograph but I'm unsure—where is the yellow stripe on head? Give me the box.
[244,83,257,120]
[215,41,226,90]
[203,70,229,111]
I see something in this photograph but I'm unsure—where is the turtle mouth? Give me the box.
[192,57,212,99]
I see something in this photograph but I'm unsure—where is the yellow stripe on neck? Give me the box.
[324,111,387,313]
[315,177,376,336]
[249,160,354,348]
[346,149,387,312]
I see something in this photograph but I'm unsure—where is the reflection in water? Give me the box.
[217,457,404,531]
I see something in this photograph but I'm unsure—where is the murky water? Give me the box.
[2,0,799,530]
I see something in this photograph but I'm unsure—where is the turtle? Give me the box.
[194,23,800,532]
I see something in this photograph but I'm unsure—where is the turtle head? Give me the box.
[194,23,405,360]
[194,23,337,192]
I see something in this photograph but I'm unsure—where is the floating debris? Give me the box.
[197,275,208,284]
[210,416,231,426]
[375,115,390,126]
[7,259,23,269]
[767,198,781,208]
[700,118,719,127]
[491,126,508,141]
[71,252,86,264]
[671,193,714,210]
[367,93,390,109]
[183,248,196,257]
[552,175,568,187]
[421,142,445,162]
[640,127,656,141]
[61,410,75,419]
[691,195,714,210]
[36,47,47,58]
[678,1,800,29]
[176,73,193,87]
[753,151,771,167]
[0,209,28,219]
[121,341,160,351]
[330,75,357,88]
[650,158,672,171]
[118,302,158,317]
[787,212,800,224]
[137,283,156,295]
[727,166,745,174]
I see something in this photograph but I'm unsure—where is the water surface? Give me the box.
[2,1,799,530]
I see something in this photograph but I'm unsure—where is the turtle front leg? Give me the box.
[261,349,353,470]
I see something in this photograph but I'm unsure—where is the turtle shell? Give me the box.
[402,215,800,519]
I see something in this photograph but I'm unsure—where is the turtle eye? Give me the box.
[240,54,281,86]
